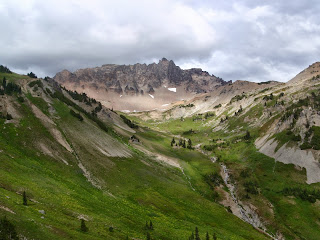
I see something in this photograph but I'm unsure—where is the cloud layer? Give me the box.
[1,0,320,81]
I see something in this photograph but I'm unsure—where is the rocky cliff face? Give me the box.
[54,58,228,111]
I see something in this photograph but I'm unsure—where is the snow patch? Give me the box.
[149,94,154,99]
[122,110,131,113]
[162,103,169,107]
[168,88,176,92]
[120,95,122,98]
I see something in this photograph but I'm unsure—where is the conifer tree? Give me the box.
[23,191,27,206]
[244,130,251,140]
[187,138,192,149]
[206,231,210,240]
[146,232,151,240]
[213,232,217,240]
[0,216,18,240]
[182,140,186,148]
[195,227,200,240]
[189,232,195,240]
[2,77,6,90]
[80,219,88,232]
[149,220,153,230]
[171,137,175,147]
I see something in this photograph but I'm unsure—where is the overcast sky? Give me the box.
[1,0,320,82]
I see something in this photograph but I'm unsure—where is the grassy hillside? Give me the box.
[0,77,269,239]
[0,72,30,82]
[128,81,320,240]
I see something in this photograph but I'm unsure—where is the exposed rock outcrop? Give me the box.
[54,58,229,111]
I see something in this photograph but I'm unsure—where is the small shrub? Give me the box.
[17,96,24,103]
[28,80,43,88]
[214,104,222,109]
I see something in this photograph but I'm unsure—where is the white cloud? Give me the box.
[0,0,320,82]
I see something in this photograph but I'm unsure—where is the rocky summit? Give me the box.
[54,58,229,111]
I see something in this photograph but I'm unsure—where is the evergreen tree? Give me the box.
[171,137,175,147]
[244,130,251,140]
[0,65,12,73]
[80,219,88,232]
[146,232,151,240]
[182,140,186,148]
[149,220,153,230]
[2,77,6,90]
[189,232,195,240]
[206,231,210,240]
[27,72,37,78]
[0,216,18,240]
[187,138,192,149]
[23,191,27,206]
[195,227,200,240]
[213,233,217,240]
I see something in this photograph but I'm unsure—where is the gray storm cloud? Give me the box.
[0,0,320,82]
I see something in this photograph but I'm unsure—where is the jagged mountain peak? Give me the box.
[54,59,228,111]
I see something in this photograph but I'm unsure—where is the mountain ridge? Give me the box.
[54,58,230,111]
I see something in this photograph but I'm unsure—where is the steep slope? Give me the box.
[0,72,268,239]
[128,62,320,240]
[54,58,229,112]
[288,62,320,85]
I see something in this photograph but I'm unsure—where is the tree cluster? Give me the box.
[64,88,98,107]
[27,72,37,78]
[282,187,320,203]
[51,90,109,133]
[244,181,259,195]
[28,80,43,88]
[189,227,217,240]
[263,93,274,101]
[171,137,192,149]
[0,65,12,73]
[220,116,228,123]
[70,109,84,121]
[120,115,138,129]
[179,103,195,108]
[230,94,246,103]
[1,77,22,95]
